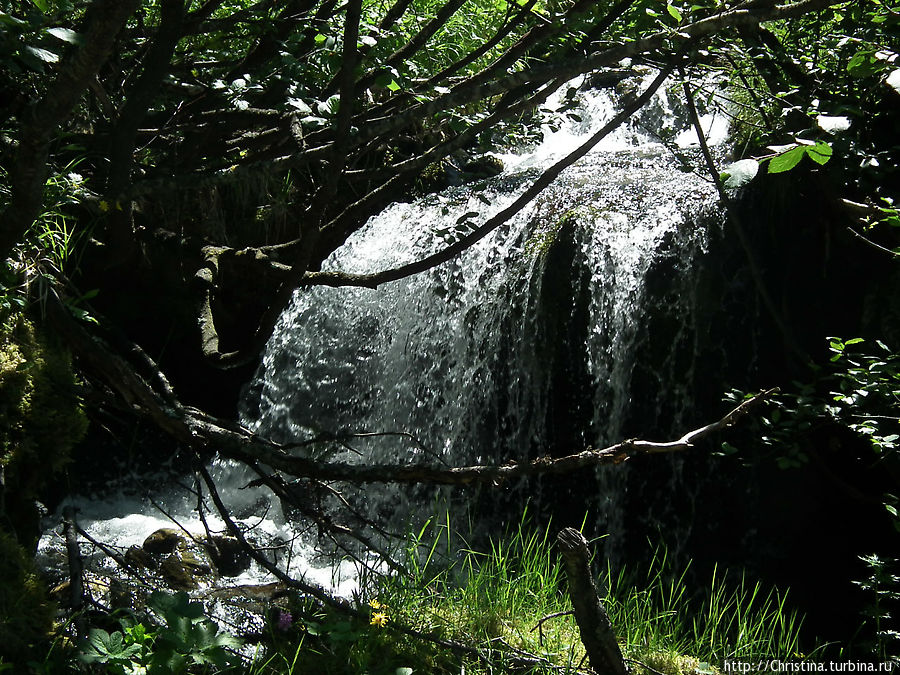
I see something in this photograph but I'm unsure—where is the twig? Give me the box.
[679,67,807,364]
[530,609,575,646]
[625,657,670,675]
[845,225,900,258]
[74,523,151,583]
[62,507,86,638]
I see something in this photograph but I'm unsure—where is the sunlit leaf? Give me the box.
[767,146,806,173]
[721,159,759,188]
[46,27,82,44]
[805,141,833,165]
[887,69,900,94]
[24,45,60,63]
[816,115,850,134]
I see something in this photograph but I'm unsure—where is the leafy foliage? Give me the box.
[0,530,56,666]
[77,591,241,674]
[854,553,900,663]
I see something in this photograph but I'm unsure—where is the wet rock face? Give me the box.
[160,555,203,591]
[136,529,253,593]
[125,545,155,570]
[204,535,251,578]
[142,528,181,555]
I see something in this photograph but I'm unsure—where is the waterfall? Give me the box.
[39,72,726,600]
[242,72,723,546]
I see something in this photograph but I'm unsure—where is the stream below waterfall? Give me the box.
[38,71,730,624]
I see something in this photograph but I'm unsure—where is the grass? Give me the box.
[21,512,812,674]
[245,512,812,675]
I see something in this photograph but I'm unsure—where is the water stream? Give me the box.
[38,71,728,614]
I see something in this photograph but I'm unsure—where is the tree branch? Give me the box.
[303,64,674,289]
[211,388,775,485]
[0,0,141,261]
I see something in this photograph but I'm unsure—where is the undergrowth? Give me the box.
[15,513,813,674]
[245,513,812,675]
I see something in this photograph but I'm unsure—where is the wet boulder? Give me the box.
[203,535,251,577]
[142,528,182,555]
[160,555,197,591]
[125,545,155,570]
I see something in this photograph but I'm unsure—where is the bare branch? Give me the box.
[211,388,776,485]
[0,0,141,260]
[303,65,674,289]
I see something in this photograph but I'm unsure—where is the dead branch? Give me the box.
[62,507,86,637]
[211,388,776,485]
[50,287,776,488]
[557,527,627,675]
[302,64,674,290]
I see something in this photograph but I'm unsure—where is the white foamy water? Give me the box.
[41,71,729,609]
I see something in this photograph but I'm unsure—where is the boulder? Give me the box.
[125,545,155,570]
[204,535,251,577]
[160,555,199,591]
[142,528,182,555]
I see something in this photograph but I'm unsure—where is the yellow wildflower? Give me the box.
[370,612,389,627]
[98,200,109,212]
[368,599,382,609]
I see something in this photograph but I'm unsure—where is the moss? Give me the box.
[1,312,87,546]
[0,530,56,665]
[634,651,722,675]
[524,207,588,259]
[416,160,452,193]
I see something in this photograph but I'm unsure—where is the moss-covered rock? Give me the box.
[0,312,87,547]
[0,530,55,664]
[143,528,183,555]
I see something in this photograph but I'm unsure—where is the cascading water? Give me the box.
[39,71,728,609]
[242,72,726,546]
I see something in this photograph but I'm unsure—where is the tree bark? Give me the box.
[0,0,140,261]
[557,527,627,675]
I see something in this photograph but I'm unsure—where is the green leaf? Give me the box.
[397,668,415,675]
[847,50,883,78]
[386,79,401,91]
[23,45,60,64]
[0,12,28,27]
[46,27,82,44]
[719,441,739,455]
[767,146,806,174]
[666,4,682,21]
[805,141,832,165]
[148,591,205,625]
[721,159,759,188]
[31,0,49,12]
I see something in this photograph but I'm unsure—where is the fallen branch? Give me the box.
[211,388,778,485]
[62,506,86,638]
[557,527,627,675]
